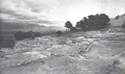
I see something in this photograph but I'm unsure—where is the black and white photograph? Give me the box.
[0,0,125,74]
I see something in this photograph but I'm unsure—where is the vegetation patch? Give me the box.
[65,13,110,31]
[0,35,16,49]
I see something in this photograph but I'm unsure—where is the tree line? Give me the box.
[65,13,111,31]
[0,31,43,49]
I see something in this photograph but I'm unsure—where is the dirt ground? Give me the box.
[0,27,125,74]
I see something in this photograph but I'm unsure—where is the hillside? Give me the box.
[110,14,125,26]
[0,27,125,74]
[0,21,65,32]
[0,14,125,74]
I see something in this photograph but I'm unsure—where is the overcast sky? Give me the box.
[0,0,125,26]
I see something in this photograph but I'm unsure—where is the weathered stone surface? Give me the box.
[0,28,125,74]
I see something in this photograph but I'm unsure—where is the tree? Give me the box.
[115,15,119,19]
[70,27,76,31]
[88,15,95,20]
[98,14,110,27]
[65,21,73,30]
[76,13,110,31]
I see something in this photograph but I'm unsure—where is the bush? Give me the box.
[122,23,125,28]
[115,15,120,19]
[65,21,73,29]
[14,31,24,40]
[71,27,77,31]
[34,32,42,37]
[56,31,62,35]
[23,31,35,39]
[14,31,42,40]
[0,35,16,49]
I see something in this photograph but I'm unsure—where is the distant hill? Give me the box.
[110,13,125,26]
[0,21,65,32]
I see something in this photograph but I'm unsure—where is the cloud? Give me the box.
[31,8,42,13]
[0,0,57,25]
[0,0,125,26]
[0,8,22,19]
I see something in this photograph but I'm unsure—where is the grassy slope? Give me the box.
[110,15,125,26]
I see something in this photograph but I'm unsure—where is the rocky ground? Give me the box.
[0,27,125,74]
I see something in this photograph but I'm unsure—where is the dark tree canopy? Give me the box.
[76,13,110,31]
[65,21,73,29]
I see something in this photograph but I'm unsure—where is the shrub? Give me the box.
[65,21,73,29]
[22,31,35,39]
[122,23,125,28]
[14,31,42,40]
[14,31,24,40]
[115,15,120,19]
[0,35,16,49]
[56,31,62,35]
[34,32,42,37]
[0,35,4,48]
[70,27,77,31]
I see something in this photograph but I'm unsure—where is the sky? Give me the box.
[0,0,125,27]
